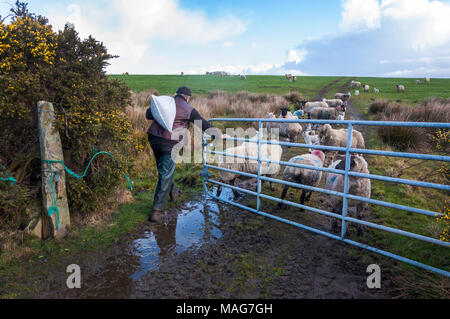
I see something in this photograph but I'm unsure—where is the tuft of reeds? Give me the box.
[375,98,450,151]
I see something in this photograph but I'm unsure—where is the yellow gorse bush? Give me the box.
[0,16,57,73]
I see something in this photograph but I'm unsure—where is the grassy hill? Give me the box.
[109,74,450,106]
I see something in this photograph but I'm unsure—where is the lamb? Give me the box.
[241,75,247,80]
[374,88,380,93]
[215,139,283,197]
[291,76,297,83]
[286,74,292,79]
[425,77,431,84]
[363,85,370,93]
[323,154,371,236]
[354,90,360,96]
[396,84,405,93]
[302,130,320,152]
[416,80,421,84]
[337,112,345,121]
[302,101,329,113]
[308,107,341,120]
[278,150,326,209]
[317,124,365,163]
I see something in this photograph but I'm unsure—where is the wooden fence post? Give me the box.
[38,101,70,238]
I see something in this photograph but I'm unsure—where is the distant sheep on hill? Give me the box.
[396,84,405,93]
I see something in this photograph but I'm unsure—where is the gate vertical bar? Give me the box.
[256,120,263,211]
[341,123,353,239]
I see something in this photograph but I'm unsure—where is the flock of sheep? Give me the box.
[351,77,430,95]
[212,90,372,235]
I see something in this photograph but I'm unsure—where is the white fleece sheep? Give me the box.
[308,107,341,120]
[324,155,371,236]
[363,85,370,93]
[278,111,303,142]
[279,150,326,209]
[215,139,283,196]
[424,77,431,84]
[318,124,365,150]
[335,93,351,102]
[318,124,365,164]
[396,84,405,93]
[374,88,380,93]
[302,101,329,113]
[351,81,362,89]
[355,90,360,96]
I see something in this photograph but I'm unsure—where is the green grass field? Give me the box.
[110,74,450,106]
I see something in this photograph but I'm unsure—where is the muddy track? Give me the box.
[315,77,347,101]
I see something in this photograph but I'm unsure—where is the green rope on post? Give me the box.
[0,164,16,184]
[43,151,134,230]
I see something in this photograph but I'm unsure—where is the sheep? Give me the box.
[323,155,371,236]
[416,80,421,84]
[323,99,347,113]
[215,138,283,197]
[302,101,329,113]
[286,74,293,79]
[323,98,344,108]
[374,88,380,94]
[335,93,351,102]
[317,124,365,164]
[363,85,370,93]
[181,72,185,77]
[278,111,303,142]
[396,84,405,93]
[337,112,345,121]
[351,81,362,89]
[278,150,326,209]
[424,77,431,84]
[240,75,247,80]
[291,76,297,83]
[308,107,341,120]
[354,90,360,96]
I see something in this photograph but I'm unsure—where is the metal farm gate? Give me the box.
[201,119,450,277]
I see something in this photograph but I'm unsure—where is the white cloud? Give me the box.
[339,0,382,32]
[283,0,450,77]
[223,41,233,48]
[381,0,450,50]
[286,49,307,64]
[47,0,247,73]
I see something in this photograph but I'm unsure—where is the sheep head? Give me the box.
[312,150,325,163]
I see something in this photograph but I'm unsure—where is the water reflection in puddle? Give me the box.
[130,188,233,281]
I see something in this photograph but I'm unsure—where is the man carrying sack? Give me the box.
[146,86,217,223]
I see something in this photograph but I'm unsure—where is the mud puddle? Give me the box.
[55,189,234,298]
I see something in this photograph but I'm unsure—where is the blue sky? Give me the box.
[2,0,450,77]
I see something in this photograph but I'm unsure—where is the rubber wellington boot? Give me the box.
[169,187,180,205]
[149,210,165,223]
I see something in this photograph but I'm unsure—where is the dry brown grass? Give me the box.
[375,98,450,151]
[126,89,291,132]
[192,90,289,120]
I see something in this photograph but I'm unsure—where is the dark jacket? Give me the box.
[146,95,214,152]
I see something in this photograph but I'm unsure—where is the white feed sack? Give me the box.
[151,95,176,133]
